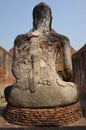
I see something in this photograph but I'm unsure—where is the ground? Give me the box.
[0,98,86,129]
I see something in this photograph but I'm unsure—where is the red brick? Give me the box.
[3,101,83,126]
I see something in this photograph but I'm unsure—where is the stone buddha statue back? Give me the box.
[4,2,79,108]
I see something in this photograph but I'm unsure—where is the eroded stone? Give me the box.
[4,2,80,108]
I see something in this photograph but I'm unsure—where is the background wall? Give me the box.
[72,44,86,97]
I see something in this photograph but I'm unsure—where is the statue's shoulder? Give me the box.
[14,34,28,45]
[51,29,70,42]
[14,29,33,45]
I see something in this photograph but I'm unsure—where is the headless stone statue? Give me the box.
[5,2,80,108]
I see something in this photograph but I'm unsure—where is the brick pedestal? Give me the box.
[3,101,83,126]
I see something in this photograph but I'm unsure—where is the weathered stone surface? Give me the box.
[4,2,80,108]
[56,47,76,80]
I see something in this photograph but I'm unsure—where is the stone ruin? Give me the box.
[3,2,83,126]
[0,46,14,103]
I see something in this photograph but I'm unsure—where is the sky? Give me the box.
[0,0,86,51]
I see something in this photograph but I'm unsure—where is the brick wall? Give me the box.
[0,46,14,88]
[72,44,86,97]
[4,101,83,126]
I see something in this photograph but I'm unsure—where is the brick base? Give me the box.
[3,101,83,126]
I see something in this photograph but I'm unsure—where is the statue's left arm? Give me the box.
[60,37,72,81]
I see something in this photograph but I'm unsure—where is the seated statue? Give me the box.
[4,2,80,108]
